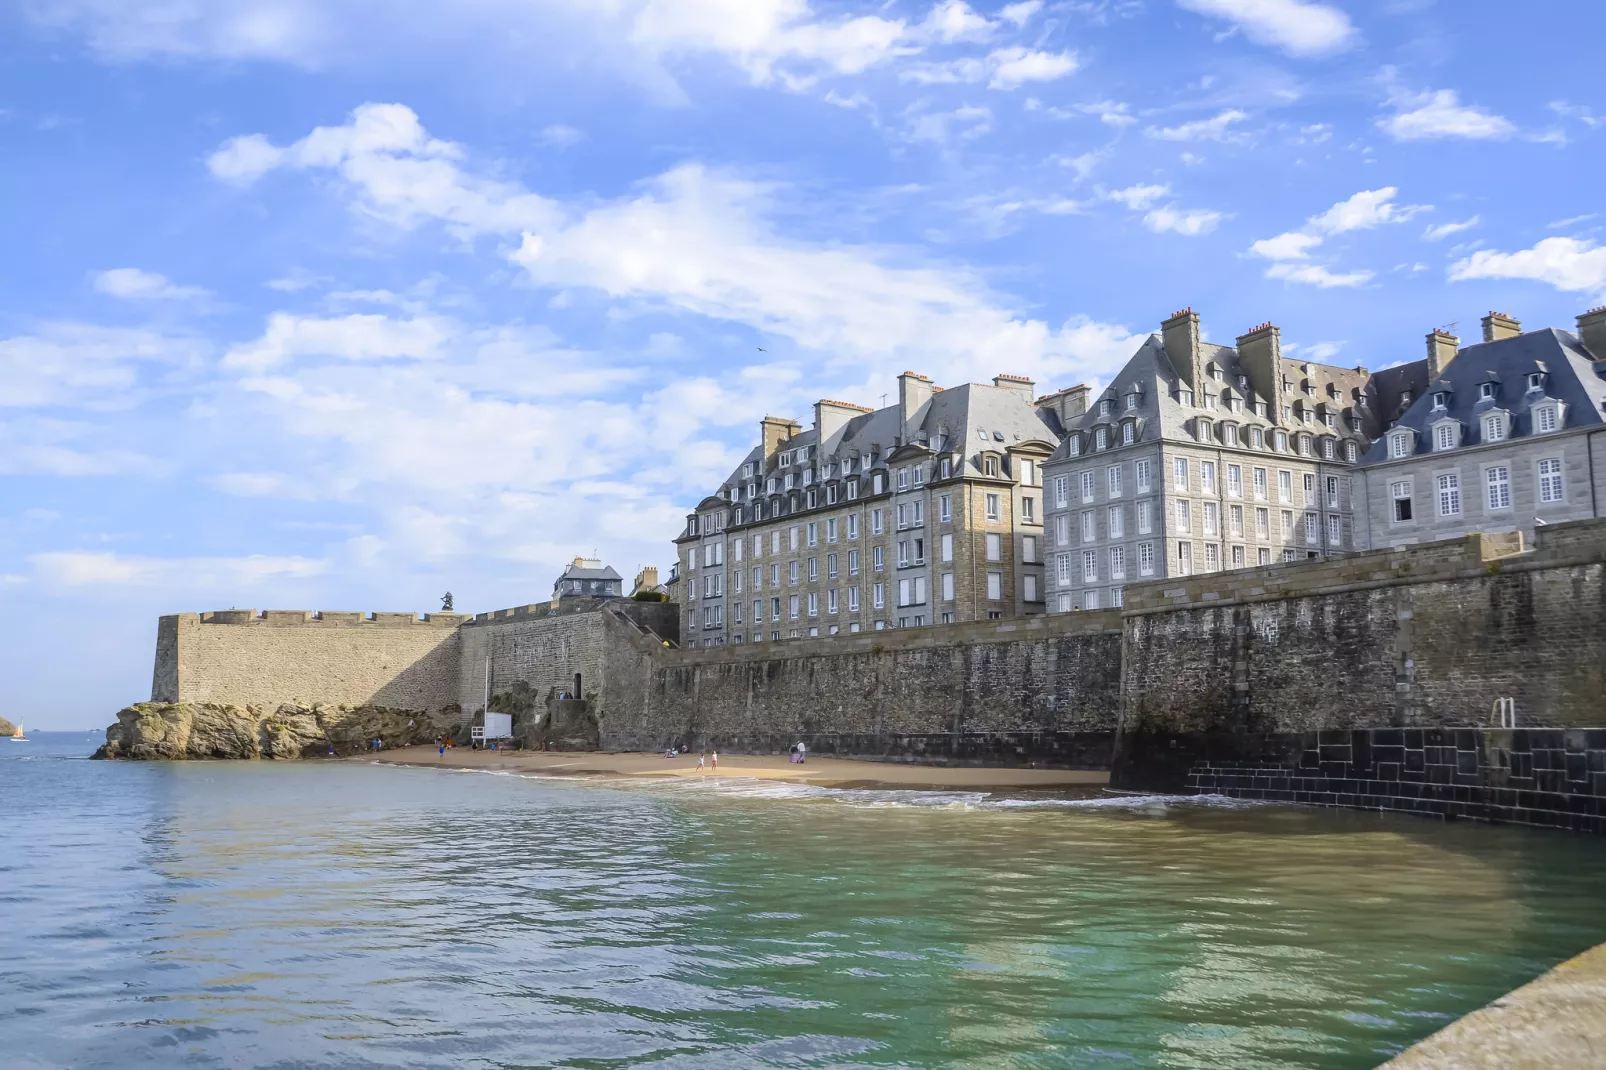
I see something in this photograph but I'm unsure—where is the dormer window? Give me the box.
[1067,435,1082,457]
[1274,429,1289,451]
[1344,441,1357,462]
[1125,392,1138,411]
[1432,392,1448,411]
[1433,422,1457,451]
[1094,426,1109,450]
[1479,383,1496,400]
[1203,394,1218,410]
[1223,424,1239,446]
[1528,372,1545,392]
[1098,398,1113,416]
[1323,411,1336,428]
[1196,419,1212,441]
[1178,388,1194,406]
[1534,401,1562,434]
[1250,427,1264,449]
[984,455,999,477]
[1483,413,1507,442]
[1207,361,1222,381]
[1121,420,1135,445]
[1237,375,1248,391]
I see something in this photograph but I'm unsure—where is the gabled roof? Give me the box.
[557,563,622,583]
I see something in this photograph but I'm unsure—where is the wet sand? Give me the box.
[372,746,1110,791]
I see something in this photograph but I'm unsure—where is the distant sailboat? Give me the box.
[10,721,27,742]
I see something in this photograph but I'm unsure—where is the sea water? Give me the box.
[5,732,1606,1069]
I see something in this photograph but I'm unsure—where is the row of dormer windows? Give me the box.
[1388,400,1565,458]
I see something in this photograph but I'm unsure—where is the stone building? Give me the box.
[1355,308,1606,547]
[674,372,1063,646]
[553,557,623,602]
[1041,308,1424,611]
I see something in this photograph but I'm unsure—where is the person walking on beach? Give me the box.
[711,750,718,770]
[438,741,445,758]
[697,754,706,772]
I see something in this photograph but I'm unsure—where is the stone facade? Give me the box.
[1355,312,1606,549]
[1042,310,1419,613]
[675,372,1060,648]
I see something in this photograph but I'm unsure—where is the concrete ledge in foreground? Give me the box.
[1378,942,1606,1069]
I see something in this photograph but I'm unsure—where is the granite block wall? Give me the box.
[617,611,1124,766]
[1180,728,1606,834]
[155,610,468,712]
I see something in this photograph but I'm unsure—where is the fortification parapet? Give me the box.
[191,609,467,627]
[1118,529,1559,616]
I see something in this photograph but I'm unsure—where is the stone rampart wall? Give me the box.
[613,611,1125,766]
[1118,519,1606,738]
[156,610,468,711]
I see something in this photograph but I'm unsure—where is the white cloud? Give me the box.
[899,46,1076,91]
[986,47,1077,90]
[999,1,1042,26]
[1175,0,1356,56]
[1101,183,1171,210]
[1306,187,1430,234]
[904,104,993,145]
[1423,216,1479,242]
[31,550,327,588]
[93,267,208,301]
[1266,262,1372,288]
[1449,238,1606,295]
[1550,100,1604,129]
[1246,188,1426,286]
[919,0,994,43]
[0,322,203,409]
[1249,231,1321,261]
[1379,88,1516,142]
[1145,109,1248,142]
[1548,213,1599,230]
[222,312,454,369]
[207,103,561,238]
[1143,205,1224,236]
[1078,99,1135,127]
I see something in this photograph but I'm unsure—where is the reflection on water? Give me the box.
[5,733,1606,1070]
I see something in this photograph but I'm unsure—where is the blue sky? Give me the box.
[3,0,1604,728]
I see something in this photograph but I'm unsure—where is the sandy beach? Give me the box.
[372,746,1110,791]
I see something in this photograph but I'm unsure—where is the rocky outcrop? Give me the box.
[0,715,15,737]
[93,702,458,760]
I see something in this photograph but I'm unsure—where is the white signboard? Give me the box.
[483,712,513,739]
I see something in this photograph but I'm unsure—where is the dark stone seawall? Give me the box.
[1109,520,1606,828]
[609,613,1125,769]
[1114,728,1606,834]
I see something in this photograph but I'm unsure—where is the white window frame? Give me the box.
[1538,457,1565,504]
[1485,465,1511,511]
[1436,472,1461,517]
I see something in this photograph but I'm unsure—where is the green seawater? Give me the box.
[5,733,1606,1069]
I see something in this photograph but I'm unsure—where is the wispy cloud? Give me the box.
[1423,216,1479,242]
[1175,0,1356,56]
[1145,109,1248,143]
[93,267,208,301]
[1248,187,1430,288]
[1379,87,1516,142]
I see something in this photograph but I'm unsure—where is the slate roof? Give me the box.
[1358,329,1606,464]
[557,563,622,583]
[704,379,1059,506]
[1046,332,1396,461]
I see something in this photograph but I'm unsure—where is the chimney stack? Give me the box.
[813,399,870,450]
[760,415,801,459]
[1577,306,1606,361]
[1235,321,1283,423]
[898,371,934,429]
[992,373,1035,400]
[1162,308,1203,394]
[1033,384,1089,430]
[1426,329,1459,381]
[1481,311,1521,343]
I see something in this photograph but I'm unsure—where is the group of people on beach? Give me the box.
[659,742,809,768]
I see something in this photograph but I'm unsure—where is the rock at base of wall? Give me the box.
[92,701,459,760]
